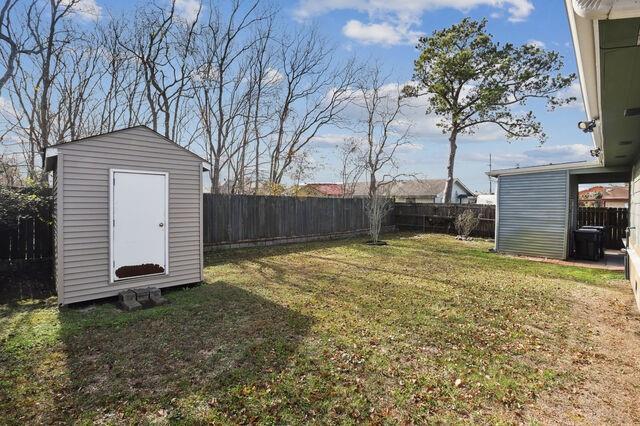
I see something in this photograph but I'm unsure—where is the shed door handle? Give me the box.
[159,223,164,228]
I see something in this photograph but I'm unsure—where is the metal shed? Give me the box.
[43,126,208,305]
[489,161,630,260]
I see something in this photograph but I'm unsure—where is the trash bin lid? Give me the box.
[574,228,600,234]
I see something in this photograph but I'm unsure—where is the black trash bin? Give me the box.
[580,225,606,257]
[574,228,601,261]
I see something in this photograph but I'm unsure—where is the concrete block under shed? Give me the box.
[148,287,168,305]
[118,287,167,310]
[118,290,142,311]
[133,288,150,303]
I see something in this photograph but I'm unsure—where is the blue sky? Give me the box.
[284,0,593,192]
[90,0,593,192]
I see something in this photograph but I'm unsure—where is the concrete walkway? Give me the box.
[508,249,625,271]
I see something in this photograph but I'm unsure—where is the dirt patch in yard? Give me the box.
[525,280,640,424]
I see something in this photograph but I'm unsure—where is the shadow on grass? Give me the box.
[0,264,55,305]
[40,282,313,423]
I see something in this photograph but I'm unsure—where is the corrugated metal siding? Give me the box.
[496,170,568,259]
[57,127,202,304]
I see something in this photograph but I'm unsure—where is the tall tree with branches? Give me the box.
[404,18,575,203]
[356,64,412,243]
[337,137,365,198]
[6,0,80,176]
[0,0,42,93]
[267,28,358,187]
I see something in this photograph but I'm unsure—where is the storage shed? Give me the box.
[489,161,630,260]
[43,126,208,305]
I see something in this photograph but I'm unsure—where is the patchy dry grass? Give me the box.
[0,233,625,424]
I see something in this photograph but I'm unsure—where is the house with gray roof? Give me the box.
[351,179,476,204]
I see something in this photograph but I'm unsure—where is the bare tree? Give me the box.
[366,186,393,244]
[0,152,20,186]
[288,149,320,195]
[455,210,480,239]
[267,28,358,186]
[0,0,42,92]
[0,0,362,190]
[53,34,103,141]
[5,0,80,176]
[96,18,147,132]
[248,15,277,193]
[193,0,265,193]
[118,1,201,139]
[337,137,365,198]
[354,64,413,243]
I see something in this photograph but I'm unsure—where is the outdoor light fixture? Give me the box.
[590,147,601,157]
[578,119,597,133]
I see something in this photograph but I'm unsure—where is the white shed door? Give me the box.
[111,170,168,281]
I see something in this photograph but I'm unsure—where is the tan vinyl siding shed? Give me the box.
[44,126,207,305]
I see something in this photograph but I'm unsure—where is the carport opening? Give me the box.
[569,171,629,267]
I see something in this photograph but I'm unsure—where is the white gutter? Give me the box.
[566,0,603,154]
[573,0,640,20]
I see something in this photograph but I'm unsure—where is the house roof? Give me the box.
[43,125,210,171]
[302,183,344,196]
[606,186,629,199]
[579,185,629,200]
[351,179,474,197]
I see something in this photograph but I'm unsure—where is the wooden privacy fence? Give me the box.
[203,194,394,248]
[577,207,628,249]
[0,212,53,266]
[394,203,496,238]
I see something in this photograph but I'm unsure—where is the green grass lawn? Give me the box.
[0,233,623,424]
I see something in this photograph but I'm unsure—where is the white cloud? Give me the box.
[0,97,15,117]
[295,0,533,22]
[335,80,511,143]
[263,67,284,85]
[557,81,583,109]
[295,0,534,46]
[342,19,422,46]
[526,39,545,49]
[461,143,592,168]
[524,143,591,162]
[312,134,349,146]
[63,0,102,21]
[175,0,202,23]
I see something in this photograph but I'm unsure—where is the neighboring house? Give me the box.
[298,183,345,197]
[476,193,497,205]
[490,1,640,311]
[351,179,476,204]
[579,185,629,208]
